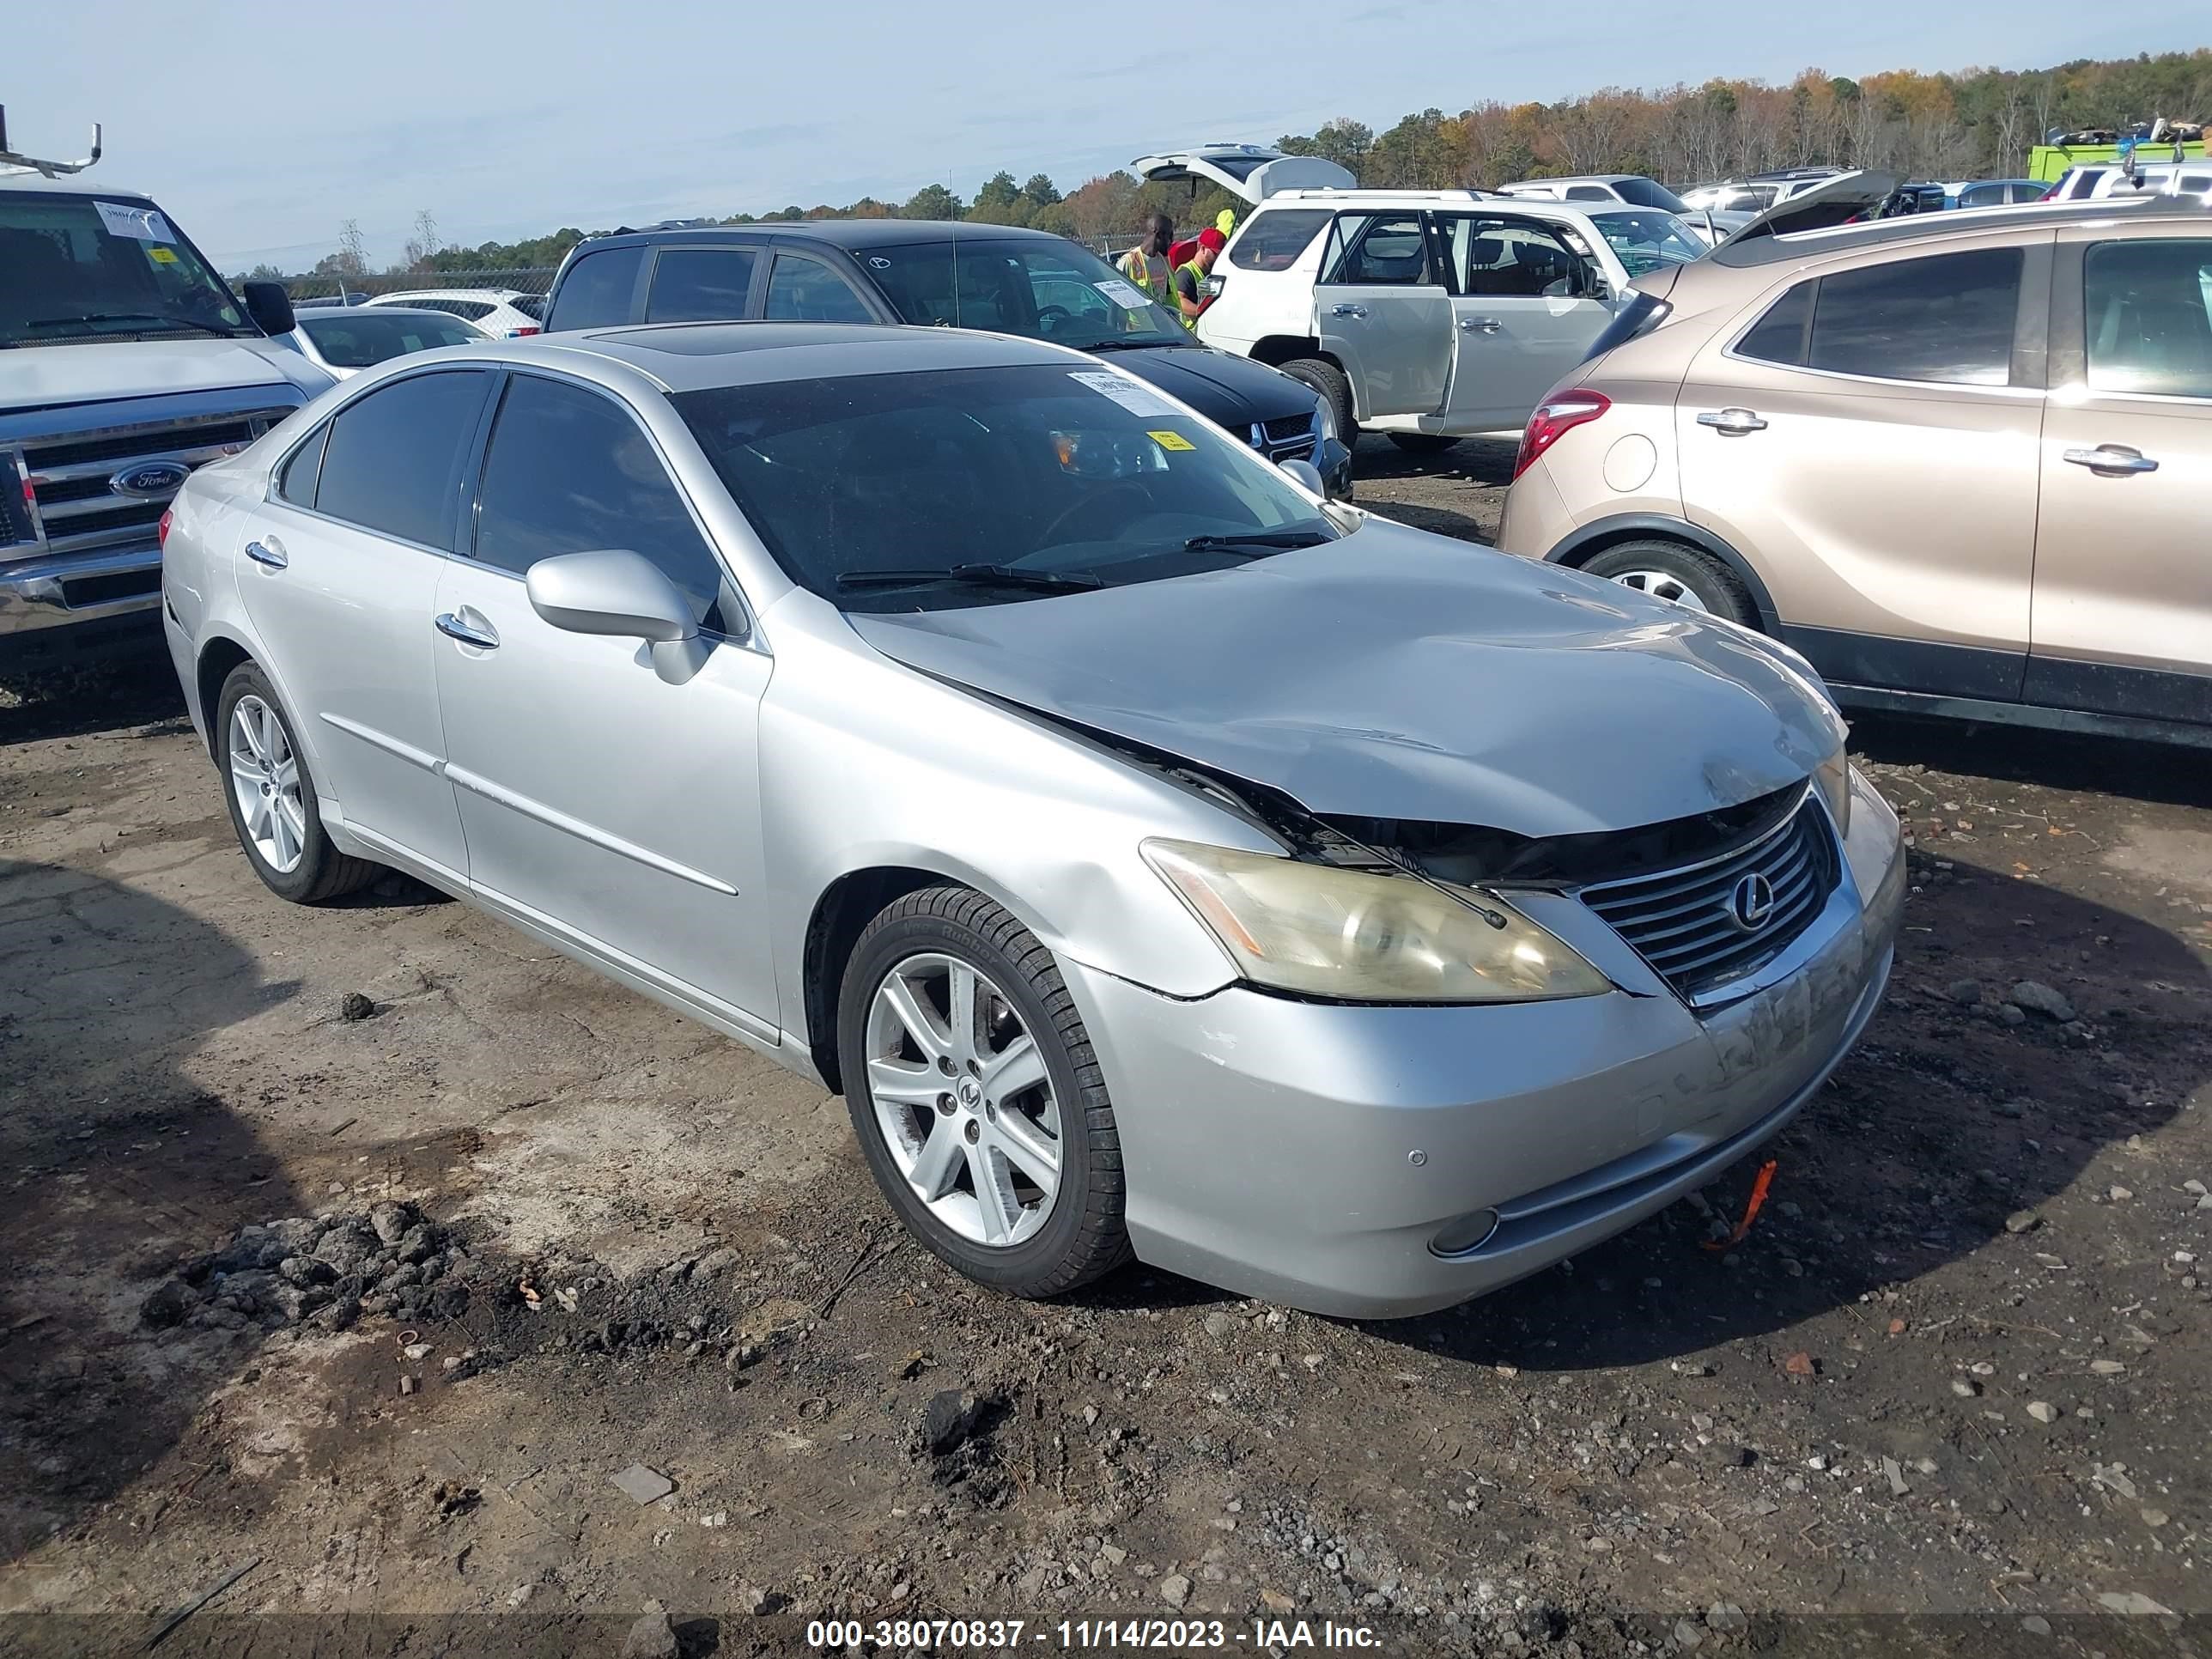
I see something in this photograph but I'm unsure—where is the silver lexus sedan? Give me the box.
[161,321,1905,1319]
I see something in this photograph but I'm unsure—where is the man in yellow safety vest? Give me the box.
[1172,226,1226,332]
[1117,213,1176,307]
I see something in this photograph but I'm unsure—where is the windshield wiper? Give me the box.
[836,562,1104,593]
[1183,531,1334,555]
[22,313,245,338]
[1070,337,1168,352]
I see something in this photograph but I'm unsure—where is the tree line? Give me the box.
[241,47,2209,283]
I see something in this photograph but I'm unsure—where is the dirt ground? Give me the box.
[2,441,2208,1657]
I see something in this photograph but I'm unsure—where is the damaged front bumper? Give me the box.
[1060,771,1905,1319]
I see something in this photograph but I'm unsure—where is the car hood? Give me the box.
[1109,346,1317,426]
[847,521,1845,836]
[0,337,331,412]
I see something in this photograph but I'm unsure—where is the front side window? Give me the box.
[546,245,643,331]
[471,375,726,629]
[1437,216,1590,297]
[1228,210,1332,272]
[299,311,479,367]
[1736,250,2021,386]
[0,189,250,349]
[1325,215,1431,286]
[763,252,873,322]
[674,362,1340,612]
[2083,240,2212,399]
[312,371,492,548]
[647,246,760,323]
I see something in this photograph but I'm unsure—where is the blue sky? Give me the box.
[15,3,2208,270]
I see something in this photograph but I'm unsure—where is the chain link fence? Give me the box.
[283,267,556,310]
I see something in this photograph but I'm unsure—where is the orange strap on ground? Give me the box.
[1701,1158,1778,1253]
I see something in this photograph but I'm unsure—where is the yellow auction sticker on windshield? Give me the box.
[1147,429,1194,451]
[147,246,179,264]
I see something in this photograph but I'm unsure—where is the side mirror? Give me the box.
[526,549,709,684]
[1278,457,1326,496]
[240,280,295,337]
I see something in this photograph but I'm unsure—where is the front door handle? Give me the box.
[243,538,287,569]
[1329,303,1368,319]
[1459,317,1504,333]
[1696,407,1768,435]
[434,611,500,650]
[2063,444,2159,475]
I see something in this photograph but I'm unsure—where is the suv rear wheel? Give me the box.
[1279,358,1355,444]
[1580,540,1756,628]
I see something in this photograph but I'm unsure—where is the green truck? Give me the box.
[2028,123,2206,184]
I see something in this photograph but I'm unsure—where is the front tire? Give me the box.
[837,886,1130,1298]
[215,662,380,903]
[1580,539,1757,627]
[1279,357,1356,446]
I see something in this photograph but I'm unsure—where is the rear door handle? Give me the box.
[434,611,500,650]
[1329,303,1368,319]
[1459,317,1503,333]
[243,538,287,569]
[2063,444,2158,474]
[1696,407,1768,434]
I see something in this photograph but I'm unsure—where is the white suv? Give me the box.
[1194,190,1676,453]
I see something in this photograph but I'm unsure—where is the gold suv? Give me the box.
[1496,196,2212,745]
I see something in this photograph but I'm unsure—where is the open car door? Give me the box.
[1131,145,1358,207]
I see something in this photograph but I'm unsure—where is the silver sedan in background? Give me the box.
[290,305,484,380]
[161,322,1904,1318]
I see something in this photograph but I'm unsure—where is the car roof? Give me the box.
[1709,193,2212,266]
[0,172,156,198]
[299,306,465,325]
[577,218,1070,252]
[514,319,1083,392]
[373,288,522,301]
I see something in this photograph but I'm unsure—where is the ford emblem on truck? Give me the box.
[109,461,191,499]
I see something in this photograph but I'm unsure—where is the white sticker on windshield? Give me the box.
[1067,369,1173,416]
[1093,278,1151,310]
[95,201,176,244]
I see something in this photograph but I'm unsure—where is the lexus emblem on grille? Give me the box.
[1729,872,1778,933]
[109,461,191,500]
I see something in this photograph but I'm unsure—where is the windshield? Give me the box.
[299,310,479,367]
[0,190,251,348]
[861,238,1187,351]
[1612,178,1692,213]
[1588,210,1707,275]
[674,362,1337,611]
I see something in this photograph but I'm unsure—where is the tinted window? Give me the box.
[0,188,250,349]
[1736,280,1814,365]
[1330,215,1430,285]
[547,245,643,331]
[1565,185,1612,202]
[2084,240,2212,399]
[763,252,872,322]
[1613,179,1692,212]
[1229,209,1331,272]
[313,371,490,548]
[1809,249,2021,384]
[299,310,478,367]
[471,374,728,629]
[276,424,326,507]
[647,246,760,322]
[863,241,958,325]
[673,362,1335,612]
[1437,216,1589,297]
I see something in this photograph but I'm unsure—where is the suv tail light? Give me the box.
[1513,389,1610,481]
[2039,184,2061,201]
[507,326,542,337]
[158,507,173,548]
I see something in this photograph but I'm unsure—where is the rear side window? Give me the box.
[313,371,491,548]
[1228,210,1332,271]
[471,374,729,629]
[647,246,760,323]
[2083,240,2212,399]
[763,252,873,322]
[546,245,643,331]
[1736,250,2021,386]
[1326,215,1431,285]
[1565,185,1612,202]
[276,424,326,507]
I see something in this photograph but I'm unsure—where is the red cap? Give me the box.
[1197,227,1227,252]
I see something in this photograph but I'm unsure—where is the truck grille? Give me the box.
[1249,413,1319,465]
[3,392,299,561]
[1579,795,1837,1002]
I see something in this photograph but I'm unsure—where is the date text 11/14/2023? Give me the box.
[805,1617,1387,1650]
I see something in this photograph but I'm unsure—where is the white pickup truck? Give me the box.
[1,118,331,672]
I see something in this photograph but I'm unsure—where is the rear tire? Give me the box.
[1579,540,1758,628]
[837,886,1131,1300]
[215,662,381,904]
[1386,432,1461,456]
[1279,357,1356,444]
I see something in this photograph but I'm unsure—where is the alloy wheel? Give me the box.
[863,951,1062,1247]
[228,694,307,874]
[1608,569,1711,611]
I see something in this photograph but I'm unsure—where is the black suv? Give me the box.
[542,220,1352,496]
